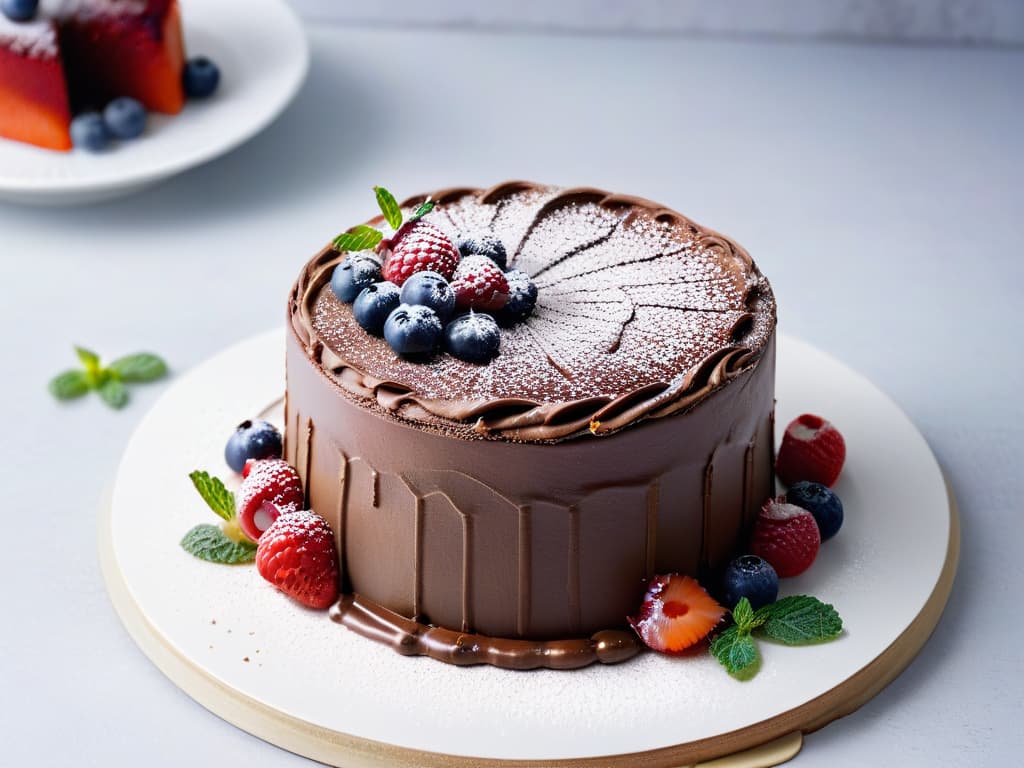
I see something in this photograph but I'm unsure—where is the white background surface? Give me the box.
[1,15,1021,768]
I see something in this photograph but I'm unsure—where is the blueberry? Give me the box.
[722,555,779,612]
[444,312,501,363]
[70,112,111,152]
[330,254,382,303]
[224,420,282,473]
[103,97,146,140]
[353,281,401,335]
[495,270,538,326]
[183,56,221,99]
[383,304,443,359]
[1,0,38,22]
[458,234,508,270]
[399,271,455,321]
[786,481,844,540]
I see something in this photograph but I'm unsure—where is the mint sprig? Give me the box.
[332,186,437,253]
[180,524,256,565]
[188,470,237,522]
[711,595,843,680]
[49,347,169,409]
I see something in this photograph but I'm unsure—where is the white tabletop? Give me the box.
[1,22,1021,767]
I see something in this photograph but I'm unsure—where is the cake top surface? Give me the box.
[292,181,776,441]
[0,1,156,58]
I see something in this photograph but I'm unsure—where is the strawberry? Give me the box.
[381,219,459,286]
[749,499,821,578]
[451,255,510,311]
[628,574,725,653]
[237,459,303,542]
[775,413,846,487]
[256,509,339,609]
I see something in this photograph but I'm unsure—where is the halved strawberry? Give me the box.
[628,574,725,653]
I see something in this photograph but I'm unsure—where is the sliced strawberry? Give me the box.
[628,574,725,653]
[775,413,846,487]
[750,499,821,577]
[256,509,339,609]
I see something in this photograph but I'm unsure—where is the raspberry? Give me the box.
[381,220,459,286]
[236,459,304,542]
[628,574,725,653]
[775,413,846,487]
[451,255,510,311]
[749,499,821,578]
[256,509,339,609]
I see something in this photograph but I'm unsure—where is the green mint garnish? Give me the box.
[49,370,91,400]
[410,199,435,222]
[188,470,236,522]
[374,186,403,230]
[710,625,760,679]
[710,595,843,680]
[332,224,384,253]
[49,346,169,409]
[108,353,168,382]
[755,595,843,645]
[180,524,256,565]
[98,378,129,409]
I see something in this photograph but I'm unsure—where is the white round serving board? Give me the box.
[0,0,308,206]
[101,330,958,767]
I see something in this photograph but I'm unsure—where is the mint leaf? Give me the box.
[756,596,843,645]
[180,524,256,565]
[710,626,760,679]
[373,186,403,230]
[333,225,383,252]
[75,346,101,373]
[109,353,168,383]
[732,597,759,633]
[49,370,91,400]
[410,199,434,222]
[189,470,236,521]
[98,378,129,409]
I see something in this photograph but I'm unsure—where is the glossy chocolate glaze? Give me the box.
[286,182,777,669]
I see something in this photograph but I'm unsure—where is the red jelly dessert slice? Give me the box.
[0,21,72,151]
[60,0,187,115]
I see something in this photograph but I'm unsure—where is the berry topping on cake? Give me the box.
[384,304,444,359]
[451,256,510,311]
[495,269,538,326]
[458,233,508,270]
[224,420,283,474]
[103,97,146,140]
[444,312,502,364]
[70,113,110,152]
[399,271,456,321]
[750,499,821,578]
[330,254,382,303]
[786,481,844,540]
[237,459,304,540]
[1,0,37,22]
[382,219,460,286]
[628,574,725,653]
[183,57,221,99]
[775,413,846,487]
[721,555,779,611]
[256,509,339,610]
[353,281,401,335]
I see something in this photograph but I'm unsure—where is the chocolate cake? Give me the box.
[285,182,777,669]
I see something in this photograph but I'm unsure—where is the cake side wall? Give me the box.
[285,327,776,640]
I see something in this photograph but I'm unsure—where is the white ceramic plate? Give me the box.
[102,331,956,766]
[0,0,308,206]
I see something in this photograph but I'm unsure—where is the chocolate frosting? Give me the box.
[290,181,775,442]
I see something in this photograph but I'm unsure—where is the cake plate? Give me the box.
[99,330,958,767]
[0,0,308,206]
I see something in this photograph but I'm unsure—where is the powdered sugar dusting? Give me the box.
[311,185,774,407]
